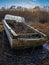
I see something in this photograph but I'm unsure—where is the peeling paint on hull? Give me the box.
[2,14,47,49]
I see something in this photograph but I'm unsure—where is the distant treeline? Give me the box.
[0,9,49,23]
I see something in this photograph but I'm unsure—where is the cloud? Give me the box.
[15,2,33,8]
[30,0,37,2]
[13,0,40,8]
[0,0,41,8]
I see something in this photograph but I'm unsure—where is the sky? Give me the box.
[0,0,49,8]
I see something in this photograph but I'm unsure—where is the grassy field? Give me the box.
[0,9,49,42]
[29,22,49,41]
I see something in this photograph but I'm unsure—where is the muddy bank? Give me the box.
[0,32,49,65]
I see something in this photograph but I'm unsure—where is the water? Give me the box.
[0,32,49,65]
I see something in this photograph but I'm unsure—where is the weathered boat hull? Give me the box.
[2,14,47,49]
[2,20,45,49]
[11,39,45,49]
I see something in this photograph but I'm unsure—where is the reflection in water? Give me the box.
[2,44,48,65]
[0,33,49,65]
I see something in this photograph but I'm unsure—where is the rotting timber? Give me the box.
[2,14,47,49]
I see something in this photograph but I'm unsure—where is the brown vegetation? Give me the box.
[0,9,49,41]
[30,22,49,42]
[0,9,49,23]
[0,24,4,32]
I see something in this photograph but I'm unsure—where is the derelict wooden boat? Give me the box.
[2,14,46,49]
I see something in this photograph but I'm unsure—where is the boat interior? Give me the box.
[5,20,43,39]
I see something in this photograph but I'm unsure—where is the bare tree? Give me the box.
[10,5,16,9]
[1,7,5,10]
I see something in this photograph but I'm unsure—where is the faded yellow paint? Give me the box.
[11,39,44,49]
